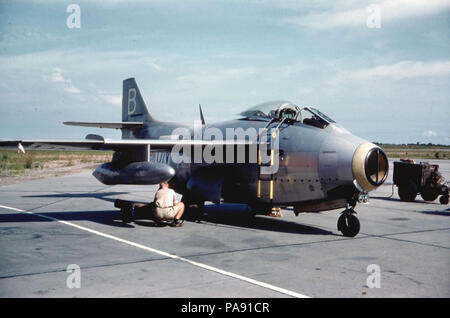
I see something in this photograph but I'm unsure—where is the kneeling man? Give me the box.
[154,181,185,227]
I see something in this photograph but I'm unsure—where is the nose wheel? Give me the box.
[337,205,360,237]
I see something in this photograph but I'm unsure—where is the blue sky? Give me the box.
[0,0,449,144]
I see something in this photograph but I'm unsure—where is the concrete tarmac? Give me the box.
[0,159,449,298]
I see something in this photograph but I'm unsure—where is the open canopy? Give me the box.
[240,100,335,128]
[240,101,298,120]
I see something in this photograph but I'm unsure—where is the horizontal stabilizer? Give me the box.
[63,121,144,129]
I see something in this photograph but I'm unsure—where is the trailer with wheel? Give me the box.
[393,160,449,204]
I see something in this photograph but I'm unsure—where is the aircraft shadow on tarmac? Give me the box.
[21,191,128,204]
[138,204,334,236]
[188,214,333,236]
[0,191,135,228]
[0,210,135,228]
[371,195,447,205]
[0,200,334,235]
[421,208,450,216]
[370,195,449,216]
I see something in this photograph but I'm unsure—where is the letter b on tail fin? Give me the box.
[122,78,153,122]
[127,88,137,115]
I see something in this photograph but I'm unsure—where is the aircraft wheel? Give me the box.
[337,211,360,237]
[440,195,449,205]
[398,181,418,202]
[119,207,133,223]
[420,189,439,202]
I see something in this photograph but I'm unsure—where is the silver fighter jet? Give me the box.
[1,78,389,237]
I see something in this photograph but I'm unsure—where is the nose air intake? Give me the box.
[352,143,388,192]
[365,147,388,186]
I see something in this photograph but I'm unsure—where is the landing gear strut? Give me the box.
[337,203,360,237]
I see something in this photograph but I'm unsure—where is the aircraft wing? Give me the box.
[0,138,255,151]
[63,121,144,129]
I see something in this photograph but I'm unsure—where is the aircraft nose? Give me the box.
[352,142,389,192]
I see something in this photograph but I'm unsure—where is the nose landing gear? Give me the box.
[337,204,360,237]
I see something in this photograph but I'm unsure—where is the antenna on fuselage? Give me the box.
[199,104,206,125]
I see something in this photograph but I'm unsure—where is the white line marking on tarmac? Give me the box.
[0,204,310,298]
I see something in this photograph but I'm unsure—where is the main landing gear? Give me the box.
[337,203,360,237]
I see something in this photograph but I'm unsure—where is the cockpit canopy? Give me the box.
[239,100,335,129]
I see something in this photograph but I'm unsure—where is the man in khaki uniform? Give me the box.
[154,181,185,227]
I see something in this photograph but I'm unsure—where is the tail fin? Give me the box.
[122,78,154,122]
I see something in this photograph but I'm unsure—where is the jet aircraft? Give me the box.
[0,78,389,237]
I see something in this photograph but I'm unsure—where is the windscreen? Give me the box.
[308,107,335,123]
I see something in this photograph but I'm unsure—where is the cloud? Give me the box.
[147,61,163,72]
[46,67,81,94]
[99,94,122,106]
[330,60,450,85]
[351,60,450,80]
[176,67,257,86]
[63,85,81,94]
[283,0,450,29]
[48,67,66,83]
[423,130,438,137]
